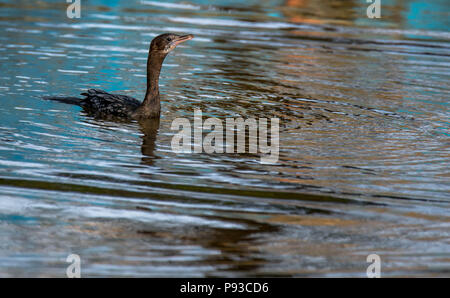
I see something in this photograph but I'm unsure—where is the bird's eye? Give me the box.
[167,37,172,42]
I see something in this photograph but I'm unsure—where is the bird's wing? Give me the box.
[80,89,141,117]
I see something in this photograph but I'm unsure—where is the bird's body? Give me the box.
[47,89,142,119]
[81,89,142,118]
[44,33,193,120]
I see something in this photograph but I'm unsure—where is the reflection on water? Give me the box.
[0,0,449,277]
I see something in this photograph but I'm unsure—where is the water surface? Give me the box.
[0,0,449,277]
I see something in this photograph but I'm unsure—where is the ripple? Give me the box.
[141,1,201,10]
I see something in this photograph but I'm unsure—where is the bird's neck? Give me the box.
[140,50,167,117]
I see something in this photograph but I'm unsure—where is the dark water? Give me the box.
[0,0,449,277]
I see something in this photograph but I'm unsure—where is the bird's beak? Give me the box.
[172,34,194,47]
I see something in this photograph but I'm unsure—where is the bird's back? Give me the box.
[80,89,141,119]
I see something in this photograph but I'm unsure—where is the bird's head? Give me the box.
[150,33,194,54]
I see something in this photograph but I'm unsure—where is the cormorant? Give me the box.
[44,33,194,119]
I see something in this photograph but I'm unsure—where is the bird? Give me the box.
[44,33,194,120]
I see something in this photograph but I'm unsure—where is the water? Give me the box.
[0,0,449,277]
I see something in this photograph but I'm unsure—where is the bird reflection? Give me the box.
[138,117,160,166]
